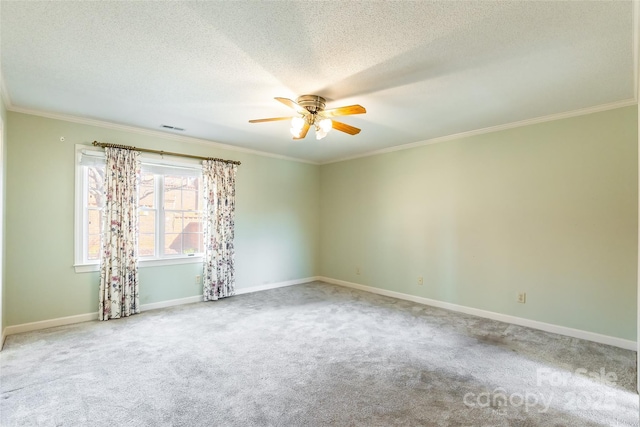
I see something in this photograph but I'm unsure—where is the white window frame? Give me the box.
[73,144,204,273]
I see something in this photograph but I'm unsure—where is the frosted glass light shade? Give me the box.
[291,117,305,130]
[319,118,332,132]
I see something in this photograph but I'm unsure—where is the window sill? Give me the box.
[74,263,100,273]
[140,256,203,268]
[74,255,203,273]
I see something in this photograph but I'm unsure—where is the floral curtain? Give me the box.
[202,160,238,301]
[99,147,141,320]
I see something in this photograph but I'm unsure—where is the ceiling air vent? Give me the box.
[161,124,185,131]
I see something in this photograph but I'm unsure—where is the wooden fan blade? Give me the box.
[249,116,292,123]
[332,120,361,135]
[293,121,310,140]
[275,97,310,115]
[322,104,366,118]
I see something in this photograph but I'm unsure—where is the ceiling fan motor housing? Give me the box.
[297,95,326,114]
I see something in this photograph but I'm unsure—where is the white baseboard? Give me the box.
[137,277,322,310]
[319,277,637,351]
[8,276,628,351]
[140,295,203,311]
[0,276,320,340]
[235,276,322,295]
[3,312,99,336]
[1,328,6,351]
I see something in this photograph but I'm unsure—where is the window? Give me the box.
[74,146,204,272]
[137,172,204,258]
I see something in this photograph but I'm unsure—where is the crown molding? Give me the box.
[323,98,638,165]
[9,98,637,168]
[7,106,319,165]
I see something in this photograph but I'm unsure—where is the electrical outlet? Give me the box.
[195,275,202,284]
[356,267,361,275]
[517,292,526,304]
[417,277,423,285]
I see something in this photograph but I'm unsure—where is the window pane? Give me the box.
[87,166,105,208]
[139,211,155,233]
[182,233,203,254]
[138,210,156,257]
[165,211,183,234]
[183,213,202,233]
[139,174,155,208]
[88,235,101,260]
[139,234,155,257]
[164,233,181,255]
[88,208,101,236]
[165,176,184,188]
[182,190,198,211]
[184,177,201,210]
[164,212,203,255]
[193,177,202,209]
[164,176,184,210]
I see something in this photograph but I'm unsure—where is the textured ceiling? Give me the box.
[1,1,635,163]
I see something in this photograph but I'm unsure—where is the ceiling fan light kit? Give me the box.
[250,95,366,140]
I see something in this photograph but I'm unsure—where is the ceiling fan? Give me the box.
[249,95,366,140]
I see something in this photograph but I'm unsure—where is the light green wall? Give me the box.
[0,94,6,337]
[5,106,639,341]
[5,112,320,326]
[320,106,638,341]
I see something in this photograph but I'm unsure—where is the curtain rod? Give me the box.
[92,141,241,166]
